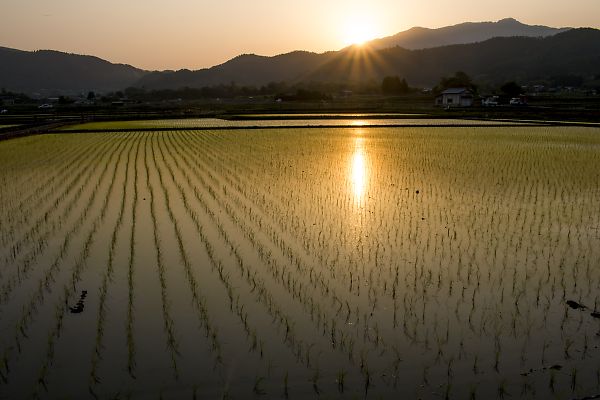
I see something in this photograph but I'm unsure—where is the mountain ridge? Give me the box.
[307,29,600,87]
[367,18,571,50]
[1,19,594,95]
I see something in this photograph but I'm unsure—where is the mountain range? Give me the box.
[1,18,598,96]
[367,18,569,50]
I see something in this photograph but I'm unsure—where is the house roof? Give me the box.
[441,88,471,95]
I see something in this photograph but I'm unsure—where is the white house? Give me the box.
[436,88,474,107]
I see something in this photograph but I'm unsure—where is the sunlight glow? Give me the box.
[342,14,379,46]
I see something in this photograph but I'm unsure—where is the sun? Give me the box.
[342,14,378,46]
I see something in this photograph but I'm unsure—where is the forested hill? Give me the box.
[0,47,147,95]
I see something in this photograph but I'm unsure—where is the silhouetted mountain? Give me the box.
[135,29,600,89]
[307,29,600,87]
[367,18,570,50]
[135,51,337,89]
[0,47,147,95]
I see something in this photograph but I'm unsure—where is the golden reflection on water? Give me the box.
[350,134,368,206]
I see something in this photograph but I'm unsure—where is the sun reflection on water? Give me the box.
[351,135,368,206]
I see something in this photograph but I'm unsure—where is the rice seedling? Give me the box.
[253,376,266,395]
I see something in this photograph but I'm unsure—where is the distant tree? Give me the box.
[87,91,96,101]
[124,87,147,99]
[263,82,288,94]
[435,71,477,94]
[381,76,409,95]
[500,81,522,97]
[58,96,73,105]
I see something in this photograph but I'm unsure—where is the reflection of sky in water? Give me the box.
[351,135,367,206]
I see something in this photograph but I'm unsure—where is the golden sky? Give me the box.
[1,0,599,70]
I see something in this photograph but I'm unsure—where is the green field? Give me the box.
[1,125,599,398]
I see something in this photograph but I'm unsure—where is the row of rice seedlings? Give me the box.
[183,134,398,394]
[187,128,600,396]
[217,132,407,289]
[0,134,108,254]
[177,132,358,338]
[163,132,323,371]
[205,181,359,352]
[185,132,352,313]
[0,134,135,384]
[0,134,95,222]
[0,134,117,290]
[150,135,225,367]
[181,144,387,386]
[159,133,317,374]
[126,133,144,378]
[0,135,122,314]
[157,133,294,362]
[174,133,333,301]
[0,135,126,315]
[169,132,318,310]
[207,134,436,288]
[210,132,394,297]
[27,134,135,397]
[0,134,107,249]
[165,133,363,377]
[159,131,300,391]
[184,131,382,336]
[192,131,348,270]
[88,132,139,393]
[143,135,180,380]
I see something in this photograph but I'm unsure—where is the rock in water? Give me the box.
[566,300,586,310]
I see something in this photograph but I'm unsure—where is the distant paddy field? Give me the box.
[1,125,600,399]
[58,117,538,132]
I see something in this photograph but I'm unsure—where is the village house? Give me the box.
[436,88,474,107]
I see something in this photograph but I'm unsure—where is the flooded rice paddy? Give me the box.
[1,125,600,399]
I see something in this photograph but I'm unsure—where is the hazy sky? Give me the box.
[1,0,599,71]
